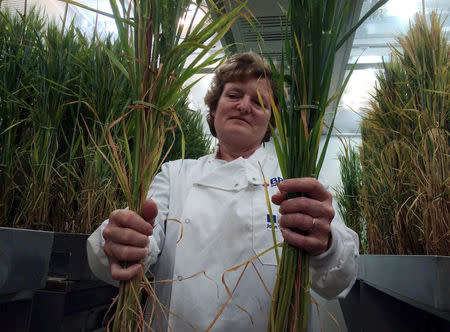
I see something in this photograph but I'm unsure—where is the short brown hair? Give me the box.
[204,52,278,143]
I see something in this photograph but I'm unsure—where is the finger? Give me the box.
[277,178,332,202]
[105,242,149,262]
[109,209,153,236]
[103,226,150,248]
[278,213,317,232]
[278,196,334,221]
[109,258,142,281]
[271,191,286,206]
[271,182,288,206]
[142,199,158,226]
[281,228,329,256]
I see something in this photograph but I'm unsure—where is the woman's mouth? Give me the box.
[229,116,249,124]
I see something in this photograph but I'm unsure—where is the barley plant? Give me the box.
[62,0,246,330]
[360,11,449,255]
[0,4,212,235]
[0,7,45,228]
[0,1,238,330]
[0,6,129,233]
[335,142,366,253]
[266,1,387,331]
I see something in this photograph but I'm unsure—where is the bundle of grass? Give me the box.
[335,142,366,253]
[266,1,387,331]
[360,11,449,255]
[66,0,246,330]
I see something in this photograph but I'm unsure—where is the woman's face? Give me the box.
[213,77,272,150]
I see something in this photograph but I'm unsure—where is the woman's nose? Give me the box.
[237,95,251,113]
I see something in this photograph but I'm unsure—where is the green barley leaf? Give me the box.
[103,46,130,80]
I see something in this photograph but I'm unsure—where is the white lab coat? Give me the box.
[87,146,359,331]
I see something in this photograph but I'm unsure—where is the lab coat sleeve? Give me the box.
[86,163,171,286]
[308,208,359,300]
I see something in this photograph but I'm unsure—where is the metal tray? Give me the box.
[358,255,450,317]
[0,227,54,296]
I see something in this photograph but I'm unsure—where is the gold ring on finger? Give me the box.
[311,217,317,231]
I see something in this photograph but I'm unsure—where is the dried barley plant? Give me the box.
[360,11,449,255]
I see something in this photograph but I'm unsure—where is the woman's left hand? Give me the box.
[272,177,335,256]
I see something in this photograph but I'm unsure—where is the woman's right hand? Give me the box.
[102,199,158,280]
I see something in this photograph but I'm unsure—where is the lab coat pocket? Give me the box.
[251,186,283,266]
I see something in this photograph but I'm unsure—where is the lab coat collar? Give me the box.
[207,145,268,164]
[195,146,270,190]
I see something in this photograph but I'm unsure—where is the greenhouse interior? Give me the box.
[0,0,449,331]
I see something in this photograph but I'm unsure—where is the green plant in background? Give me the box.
[335,141,366,253]
[0,6,127,232]
[0,5,213,235]
[163,97,212,162]
[266,1,387,331]
[18,21,83,230]
[0,7,44,227]
[360,11,449,256]
[57,34,131,233]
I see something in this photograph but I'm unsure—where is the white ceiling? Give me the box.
[351,0,450,66]
[221,0,450,67]
[3,1,449,64]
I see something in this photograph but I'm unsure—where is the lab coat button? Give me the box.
[177,275,183,281]
[185,218,191,224]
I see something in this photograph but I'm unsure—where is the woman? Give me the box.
[87,52,359,331]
